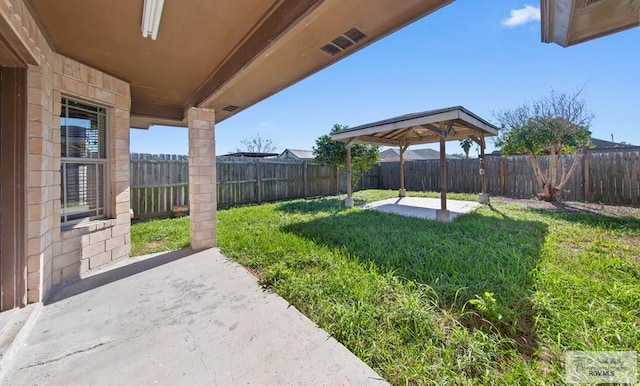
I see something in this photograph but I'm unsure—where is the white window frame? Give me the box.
[60,97,109,225]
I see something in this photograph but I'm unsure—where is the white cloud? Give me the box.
[501,5,541,28]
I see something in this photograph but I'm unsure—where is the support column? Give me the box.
[437,136,450,222]
[479,133,490,204]
[399,144,408,197]
[345,142,354,207]
[188,107,217,250]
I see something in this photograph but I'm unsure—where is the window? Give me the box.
[60,97,107,224]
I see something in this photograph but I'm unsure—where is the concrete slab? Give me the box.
[1,249,386,385]
[0,304,41,376]
[362,197,482,221]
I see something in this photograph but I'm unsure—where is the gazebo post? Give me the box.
[399,144,408,197]
[436,135,450,222]
[345,140,354,207]
[479,133,490,204]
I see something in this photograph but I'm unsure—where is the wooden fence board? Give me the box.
[131,148,640,219]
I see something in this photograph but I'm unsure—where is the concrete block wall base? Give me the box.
[398,189,406,197]
[479,193,490,204]
[344,197,354,208]
[436,209,451,222]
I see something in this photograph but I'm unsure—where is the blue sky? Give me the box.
[130,1,640,156]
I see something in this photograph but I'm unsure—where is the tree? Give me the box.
[460,138,473,159]
[313,124,379,189]
[494,90,593,201]
[236,134,278,153]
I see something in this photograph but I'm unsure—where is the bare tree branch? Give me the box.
[236,134,278,153]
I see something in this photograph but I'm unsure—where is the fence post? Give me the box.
[499,157,506,196]
[255,158,262,203]
[583,149,590,202]
[335,166,339,195]
[303,160,308,199]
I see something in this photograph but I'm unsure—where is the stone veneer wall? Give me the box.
[0,0,132,302]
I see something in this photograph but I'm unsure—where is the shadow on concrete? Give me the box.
[45,248,196,305]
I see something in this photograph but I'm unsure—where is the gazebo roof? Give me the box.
[331,106,499,146]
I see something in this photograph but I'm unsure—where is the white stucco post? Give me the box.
[188,107,217,250]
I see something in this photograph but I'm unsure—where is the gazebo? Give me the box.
[331,106,499,221]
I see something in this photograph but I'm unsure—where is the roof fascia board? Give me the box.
[131,99,185,121]
[458,109,499,136]
[331,110,460,141]
[542,0,574,46]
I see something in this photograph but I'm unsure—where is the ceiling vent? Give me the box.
[332,36,353,50]
[344,27,367,43]
[319,27,367,56]
[584,0,602,6]
[222,105,239,112]
[320,44,341,56]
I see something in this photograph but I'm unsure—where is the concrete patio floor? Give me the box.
[0,249,386,385]
[362,197,482,221]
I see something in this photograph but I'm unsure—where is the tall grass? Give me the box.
[132,190,640,384]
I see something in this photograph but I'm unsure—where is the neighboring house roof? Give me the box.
[379,148,416,162]
[591,138,635,149]
[222,152,279,158]
[412,148,460,159]
[379,148,462,162]
[279,149,315,160]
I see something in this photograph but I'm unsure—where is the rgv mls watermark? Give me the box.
[565,351,637,384]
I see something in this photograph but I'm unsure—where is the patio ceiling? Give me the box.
[330,106,499,146]
[541,0,640,46]
[25,0,453,128]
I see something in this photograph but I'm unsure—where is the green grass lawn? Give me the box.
[130,216,190,256]
[131,190,640,385]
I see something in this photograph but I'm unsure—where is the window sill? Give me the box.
[61,218,116,234]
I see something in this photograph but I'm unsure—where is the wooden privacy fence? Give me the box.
[130,153,189,219]
[130,153,380,219]
[131,148,639,219]
[380,147,640,205]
